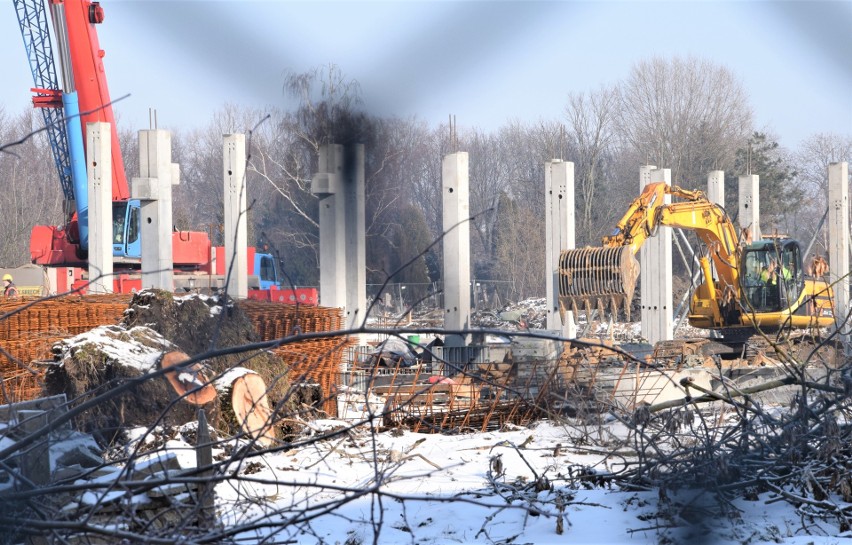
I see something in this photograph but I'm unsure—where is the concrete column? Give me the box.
[545,160,576,338]
[86,122,113,294]
[132,130,174,291]
[343,145,367,333]
[738,174,761,241]
[828,162,850,349]
[442,152,471,347]
[639,165,656,342]
[223,134,248,299]
[707,170,725,208]
[19,410,50,485]
[640,166,673,343]
[312,145,346,309]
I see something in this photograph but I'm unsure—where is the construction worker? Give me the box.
[759,262,774,284]
[3,274,18,298]
[760,259,791,286]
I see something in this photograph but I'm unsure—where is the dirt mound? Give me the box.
[121,290,289,401]
[46,291,291,445]
[45,325,194,443]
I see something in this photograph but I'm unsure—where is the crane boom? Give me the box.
[61,0,129,200]
[13,0,287,294]
[15,0,128,253]
[13,0,73,201]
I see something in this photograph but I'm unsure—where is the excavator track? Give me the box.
[742,336,774,361]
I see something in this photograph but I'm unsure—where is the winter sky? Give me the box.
[1,1,850,148]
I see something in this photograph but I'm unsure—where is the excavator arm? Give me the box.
[559,182,741,320]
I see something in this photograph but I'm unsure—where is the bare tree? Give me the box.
[618,56,753,187]
[172,105,269,246]
[406,124,444,246]
[795,132,852,202]
[362,117,441,284]
[488,121,565,296]
[465,129,514,279]
[792,132,852,256]
[493,192,546,300]
[501,119,566,212]
[564,86,620,238]
[0,109,66,266]
[283,63,364,149]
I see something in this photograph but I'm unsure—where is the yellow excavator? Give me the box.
[559,182,835,356]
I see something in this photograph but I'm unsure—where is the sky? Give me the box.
[1,1,850,149]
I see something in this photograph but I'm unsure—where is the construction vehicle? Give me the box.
[12,1,313,302]
[15,0,211,268]
[7,255,318,304]
[558,182,835,358]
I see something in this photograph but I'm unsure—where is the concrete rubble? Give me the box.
[0,397,217,544]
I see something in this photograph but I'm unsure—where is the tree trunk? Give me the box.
[215,368,277,447]
[160,351,217,406]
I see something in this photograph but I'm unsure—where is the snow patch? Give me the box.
[215,367,254,392]
[56,325,171,372]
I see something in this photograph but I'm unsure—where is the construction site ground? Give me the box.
[355,297,847,429]
[1,293,844,437]
[2,294,850,544]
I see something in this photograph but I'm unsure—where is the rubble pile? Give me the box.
[0,397,219,544]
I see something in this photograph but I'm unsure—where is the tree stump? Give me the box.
[215,368,276,447]
[46,291,292,443]
[45,326,202,442]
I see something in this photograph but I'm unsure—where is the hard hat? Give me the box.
[2,274,11,282]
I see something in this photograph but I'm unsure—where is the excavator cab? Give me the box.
[740,239,803,314]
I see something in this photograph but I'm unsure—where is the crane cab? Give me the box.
[112,199,141,261]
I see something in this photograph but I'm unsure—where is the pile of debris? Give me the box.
[0,395,219,544]
[471,298,548,330]
[0,395,102,489]
[44,291,288,447]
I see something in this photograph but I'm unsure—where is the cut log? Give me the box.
[216,368,276,447]
[160,351,217,406]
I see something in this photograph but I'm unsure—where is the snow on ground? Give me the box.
[41,296,847,544]
[119,417,847,545]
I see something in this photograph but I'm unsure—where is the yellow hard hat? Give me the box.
[2,274,12,282]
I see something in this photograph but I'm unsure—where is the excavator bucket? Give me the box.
[558,246,640,320]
